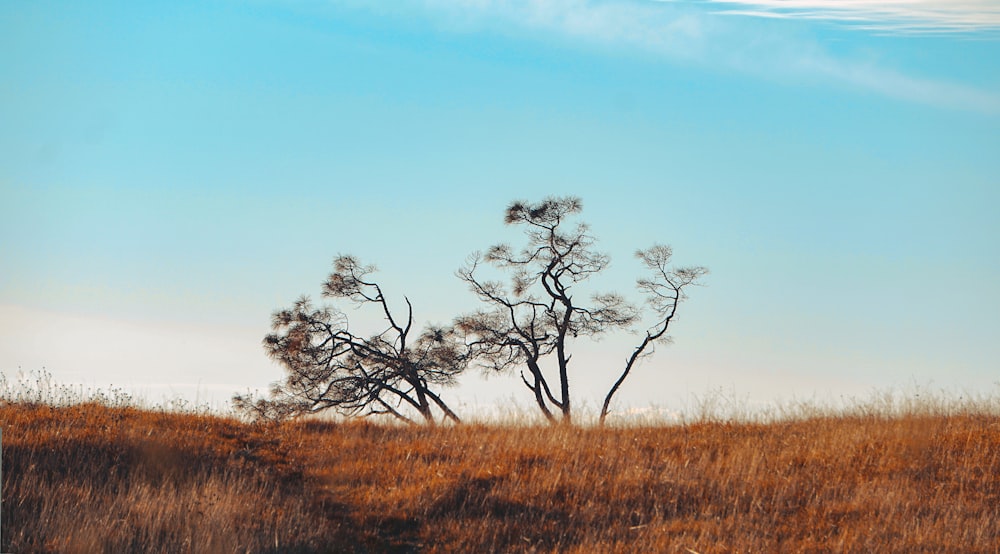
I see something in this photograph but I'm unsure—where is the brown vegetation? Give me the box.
[1,399,998,553]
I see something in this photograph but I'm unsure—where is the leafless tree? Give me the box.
[234,256,466,425]
[457,197,706,425]
[599,245,707,425]
[457,197,647,424]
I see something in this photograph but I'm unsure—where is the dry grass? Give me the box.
[1,391,998,552]
[1,402,352,553]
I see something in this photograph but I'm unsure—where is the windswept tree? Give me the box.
[457,196,705,425]
[599,245,708,425]
[234,256,466,425]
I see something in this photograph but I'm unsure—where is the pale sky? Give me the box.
[1,0,998,418]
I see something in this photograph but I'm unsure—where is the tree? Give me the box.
[456,196,705,425]
[599,245,707,425]
[234,255,466,425]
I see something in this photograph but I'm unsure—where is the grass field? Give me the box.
[1,385,998,553]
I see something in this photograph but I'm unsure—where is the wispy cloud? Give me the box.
[411,0,710,60]
[705,0,1000,34]
[791,50,1000,113]
[341,0,1000,114]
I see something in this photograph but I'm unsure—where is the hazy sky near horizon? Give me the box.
[2,0,998,417]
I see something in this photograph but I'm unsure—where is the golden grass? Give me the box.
[1,399,998,553]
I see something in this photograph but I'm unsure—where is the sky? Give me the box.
[1,0,998,419]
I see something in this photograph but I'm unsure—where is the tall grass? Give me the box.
[1,373,998,552]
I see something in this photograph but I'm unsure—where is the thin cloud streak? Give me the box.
[342,0,1000,114]
[414,0,710,61]
[705,0,1000,34]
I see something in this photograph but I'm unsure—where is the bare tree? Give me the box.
[457,197,706,425]
[456,197,641,424]
[234,255,466,425]
[599,245,707,425]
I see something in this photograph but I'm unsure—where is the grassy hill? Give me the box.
[1,398,998,553]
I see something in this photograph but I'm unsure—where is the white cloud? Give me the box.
[373,0,1000,113]
[410,0,711,61]
[705,0,1000,34]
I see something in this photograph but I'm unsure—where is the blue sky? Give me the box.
[2,0,998,417]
